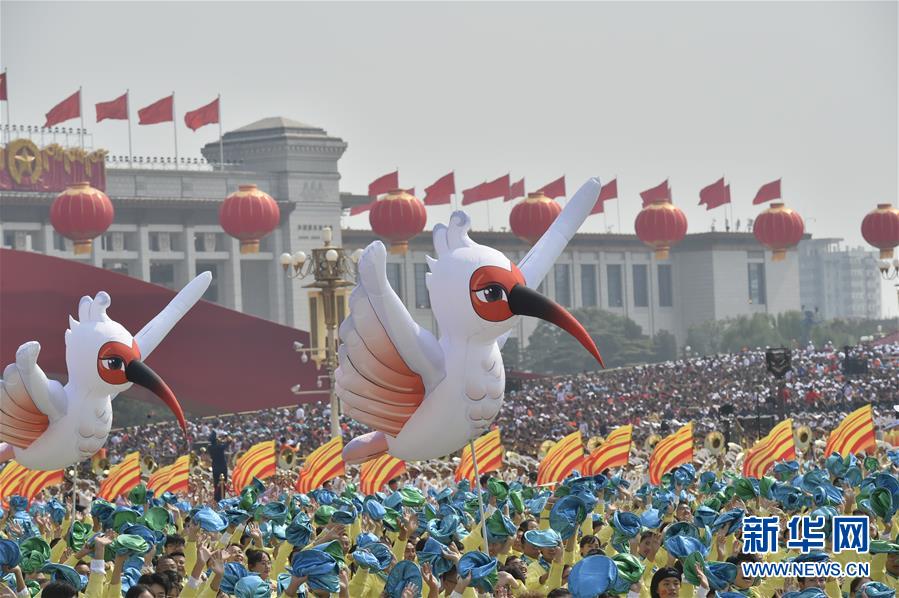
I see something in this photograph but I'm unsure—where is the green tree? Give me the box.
[521,308,658,374]
[653,329,678,362]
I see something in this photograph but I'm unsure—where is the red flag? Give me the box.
[699,177,731,210]
[640,179,670,207]
[0,72,7,101]
[424,172,455,206]
[350,202,372,216]
[44,90,80,128]
[462,174,510,205]
[752,179,781,205]
[369,171,399,198]
[138,95,174,125]
[95,93,128,122]
[506,178,525,201]
[591,179,618,214]
[537,176,566,199]
[184,97,220,131]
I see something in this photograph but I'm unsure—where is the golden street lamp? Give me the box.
[279,226,361,439]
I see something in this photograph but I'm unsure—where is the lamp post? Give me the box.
[279,226,361,439]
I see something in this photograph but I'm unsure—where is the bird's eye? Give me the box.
[475,284,507,303]
[101,357,125,371]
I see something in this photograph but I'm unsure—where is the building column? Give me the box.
[183,225,197,283]
[137,224,151,281]
[226,237,243,312]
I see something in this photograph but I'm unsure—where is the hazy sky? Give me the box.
[3,1,898,311]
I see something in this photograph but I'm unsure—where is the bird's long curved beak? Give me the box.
[508,284,604,368]
[125,360,189,440]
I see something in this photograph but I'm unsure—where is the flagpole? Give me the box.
[217,94,224,170]
[3,68,9,144]
[126,90,133,168]
[616,175,622,233]
[78,86,84,151]
[468,439,491,557]
[171,91,179,170]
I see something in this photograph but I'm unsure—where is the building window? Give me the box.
[150,263,175,290]
[632,264,649,307]
[581,264,597,307]
[748,263,767,305]
[414,263,430,309]
[607,264,623,308]
[554,264,571,307]
[104,262,129,276]
[386,263,403,302]
[658,264,673,307]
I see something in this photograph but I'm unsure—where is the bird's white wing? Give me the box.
[336,241,445,436]
[135,271,212,358]
[0,342,67,449]
[518,177,602,288]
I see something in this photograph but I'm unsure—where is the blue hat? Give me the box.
[699,472,718,493]
[694,505,718,528]
[550,495,588,540]
[484,510,517,543]
[194,506,228,532]
[223,508,251,526]
[782,591,827,598]
[289,550,340,593]
[285,512,313,547]
[258,501,289,525]
[352,542,393,572]
[639,508,663,530]
[427,513,459,544]
[331,506,358,525]
[46,499,66,525]
[0,540,21,568]
[710,508,744,535]
[8,496,27,513]
[309,488,336,506]
[220,562,250,594]
[523,528,562,548]
[355,532,380,549]
[856,582,896,598]
[417,537,454,577]
[363,498,386,521]
[41,564,87,592]
[384,560,422,598]
[790,551,830,563]
[664,534,708,559]
[568,555,618,598]
[653,491,676,512]
[234,575,271,598]
[611,511,642,538]
[673,464,696,488]
[119,525,162,549]
[457,552,498,593]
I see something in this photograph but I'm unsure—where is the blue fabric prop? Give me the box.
[0,540,21,568]
[220,562,250,594]
[384,560,423,598]
[286,513,314,548]
[194,507,228,533]
[416,537,454,578]
[549,495,588,540]
[568,555,619,598]
[457,551,499,593]
[289,550,340,593]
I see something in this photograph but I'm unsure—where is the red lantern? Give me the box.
[509,192,561,244]
[753,202,804,261]
[369,189,427,254]
[634,199,687,259]
[50,181,114,255]
[220,184,281,254]
[861,203,899,259]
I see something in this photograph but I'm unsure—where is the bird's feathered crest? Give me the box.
[432,211,476,259]
[70,292,112,331]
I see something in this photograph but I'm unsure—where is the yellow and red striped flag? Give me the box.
[20,469,64,502]
[582,425,633,476]
[295,437,345,494]
[825,405,876,457]
[649,423,694,485]
[98,452,141,500]
[537,431,584,486]
[0,461,29,506]
[742,419,796,478]
[360,454,406,495]
[231,441,276,494]
[148,456,189,496]
[455,429,504,483]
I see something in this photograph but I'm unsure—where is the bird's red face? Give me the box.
[95,339,188,438]
[468,262,605,367]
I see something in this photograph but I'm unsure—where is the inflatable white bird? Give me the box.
[338,178,604,464]
[0,272,211,471]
